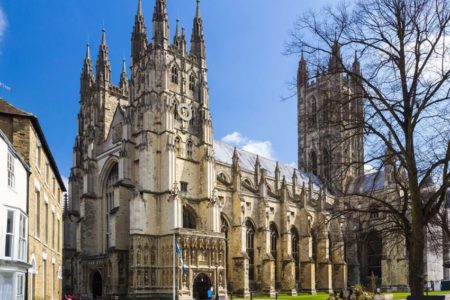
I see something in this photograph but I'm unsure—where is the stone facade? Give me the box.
[0,98,66,300]
[62,1,347,299]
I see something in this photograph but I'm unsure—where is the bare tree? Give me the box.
[287,0,450,295]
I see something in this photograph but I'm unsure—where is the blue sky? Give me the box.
[0,0,335,183]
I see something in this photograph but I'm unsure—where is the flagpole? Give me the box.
[173,234,176,300]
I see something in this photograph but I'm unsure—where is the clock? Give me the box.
[177,103,193,122]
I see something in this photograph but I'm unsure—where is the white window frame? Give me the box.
[16,273,25,300]
[18,213,27,261]
[7,151,15,188]
[5,210,14,258]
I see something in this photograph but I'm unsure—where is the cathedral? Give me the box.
[62,0,433,299]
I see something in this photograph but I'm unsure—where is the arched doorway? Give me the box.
[193,273,212,300]
[92,271,103,299]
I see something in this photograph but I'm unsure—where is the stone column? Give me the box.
[300,236,316,293]
[281,260,296,295]
[262,258,275,296]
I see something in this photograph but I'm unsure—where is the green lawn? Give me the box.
[231,291,450,300]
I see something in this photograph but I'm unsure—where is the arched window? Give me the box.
[187,141,193,159]
[183,206,196,229]
[291,227,300,282]
[246,220,255,281]
[323,148,331,182]
[311,151,318,176]
[171,66,179,84]
[105,163,118,249]
[370,205,380,219]
[270,223,279,285]
[221,215,230,280]
[310,97,317,127]
[366,231,382,280]
[189,74,195,91]
[175,137,181,155]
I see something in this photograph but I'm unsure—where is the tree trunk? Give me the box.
[407,217,426,296]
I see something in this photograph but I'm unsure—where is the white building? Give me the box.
[0,129,30,299]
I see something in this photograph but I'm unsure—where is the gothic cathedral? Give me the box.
[63,0,412,299]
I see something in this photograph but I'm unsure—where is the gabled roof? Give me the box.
[213,140,323,190]
[0,129,30,172]
[0,98,67,192]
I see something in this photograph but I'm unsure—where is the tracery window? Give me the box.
[187,141,193,159]
[246,220,255,281]
[105,164,118,249]
[291,227,300,282]
[270,223,279,285]
[189,74,195,91]
[323,148,331,182]
[311,151,318,176]
[171,66,179,84]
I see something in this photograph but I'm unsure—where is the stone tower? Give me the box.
[297,43,364,192]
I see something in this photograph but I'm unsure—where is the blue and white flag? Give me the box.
[175,239,187,274]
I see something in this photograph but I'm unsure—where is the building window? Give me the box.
[246,220,255,281]
[57,219,60,251]
[171,66,179,84]
[183,206,196,229]
[45,160,50,183]
[187,141,193,159]
[7,151,15,188]
[180,181,188,193]
[35,190,40,238]
[175,137,181,155]
[189,74,195,91]
[370,206,380,219]
[310,98,317,127]
[35,141,41,169]
[16,273,25,300]
[323,148,331,182]
[311,151,318,176]
[270,223,279,285]
[18,214,26,261]
[43,259,47,299]
[52,212,55,248]
[44,202,48,244]
[291,227,300,282]
[5,210,14,257]
[105,164,118,249]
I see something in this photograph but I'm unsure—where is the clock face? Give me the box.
[177,103,193,122]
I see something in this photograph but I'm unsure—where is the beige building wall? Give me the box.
[0,110,66,300]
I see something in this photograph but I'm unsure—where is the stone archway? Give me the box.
[193,273,212,300]
[92,271,103,299]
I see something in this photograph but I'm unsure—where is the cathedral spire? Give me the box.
[328,38,343,74]
[190,0,206,60]
[96,29,111,85]
[297,50,308,87]
[120,58,129,92]
[81,43,94,81]
[152,0,169,49]
[173,19,186,54]
[132,0,148,63]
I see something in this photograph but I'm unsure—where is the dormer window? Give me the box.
[189,74,195,91]
[171,66,179,84]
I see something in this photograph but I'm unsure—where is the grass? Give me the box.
[231,291,450,300]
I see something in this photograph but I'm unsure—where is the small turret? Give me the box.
[80,43,94,95]
[96,29,111,85]
[190,0,206,61]
[297,51,309,88]
[254,155,261,186]
[275,162,281,190]
[328,38,343,74]
[173,19,186,54]
[152,0,169,49]
[131,0,148,63]
[120,58,129,92]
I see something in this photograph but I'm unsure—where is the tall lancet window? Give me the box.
[311,151,318,176]
[171,66,179,84]
[246,220,255,281]
[270,223,279,285]
[323,148,331,182]
[189,74,195,91]
[187,141,193,159]
[291,227,300,282]
[105,164,118,249]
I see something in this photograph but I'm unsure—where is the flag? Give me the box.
[175,239,187,274]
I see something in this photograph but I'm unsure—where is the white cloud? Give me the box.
[364,164,377,174]
[0,6,7,42]
[221,132,276,160]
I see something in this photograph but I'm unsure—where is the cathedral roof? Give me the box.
[352,170,386,193]
[214,140,323,190]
